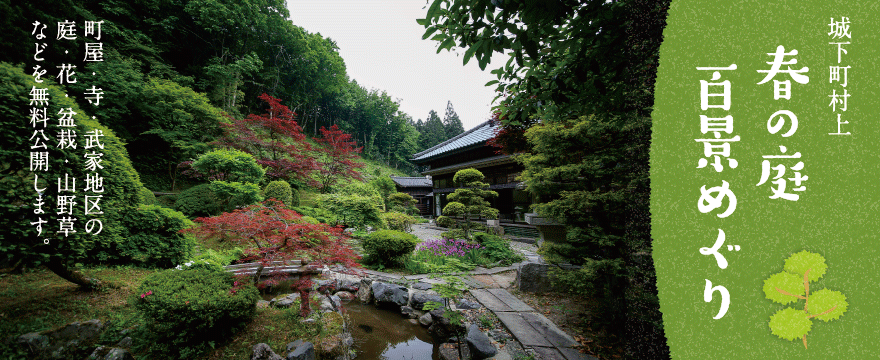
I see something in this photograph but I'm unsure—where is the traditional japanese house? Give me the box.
[410,120,535,230]
[389,176,433,216]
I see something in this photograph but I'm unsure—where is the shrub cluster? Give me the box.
[156,194,177,208]
[383,212,417,232]
[435,215,456,228]
[174,184,220,217]
[119,205,195,268]
[135,268,259,359]
[263,180,293,207]
[138,187,157,205]
[362,230,419,266]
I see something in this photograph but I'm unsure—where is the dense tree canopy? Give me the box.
[0,0,455,186]
[420,0,670,357]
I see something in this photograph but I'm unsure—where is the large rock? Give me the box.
[270,293,301,308]
[320,295,342,313]
[16,319,104,359]
[314,279,337,294]
[371,282,409,307]
[357,279,373,303]
[286,340,304,353]
[410,291,446,312]
[412,282,433,290]
[333,274,361,292]
[317,333,353,358]
[428,309,467,339]
[516,262,554,293]
[88,346,135,360]
[419,312,433,326]
[465,324,497,359]
[438,342,471,360]
[455,299,481,310]
[252,343,283,360]
[335,291,356,301]
[286,341,315,360]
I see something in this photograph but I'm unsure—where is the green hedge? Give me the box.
[119,205,195,268]
[362,230,419,266]
[135,268,259,359]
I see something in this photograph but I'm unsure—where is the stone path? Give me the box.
[470,289,596,360]
[358,224,597,360]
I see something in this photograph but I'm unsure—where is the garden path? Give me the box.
[405,224,596,360]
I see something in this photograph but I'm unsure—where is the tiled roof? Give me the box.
[389,176,432,187]
[411,120,498,162]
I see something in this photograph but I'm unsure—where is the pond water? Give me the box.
[344,301,440,360]
[260,282,440,360]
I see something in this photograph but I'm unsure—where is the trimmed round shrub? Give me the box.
[263,180,293,207]
[387,192,415,207]
[119,205,195,268]
[362,230,419,264]
[453,168,484,185]
[435,215,456,228]
[481,208,500,220]
[383,212,416,232]
[174,184,220,217]
[135,268,259,359]
[442,201,466,216]
[138,187,157,205]
[190,149,265,184]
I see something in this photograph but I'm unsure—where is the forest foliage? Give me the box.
[0,0,467,191]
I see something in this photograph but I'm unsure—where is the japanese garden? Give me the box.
[0,1,670,359]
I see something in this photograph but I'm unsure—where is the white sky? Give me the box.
[286,0,510,130]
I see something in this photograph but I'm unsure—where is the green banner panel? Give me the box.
[652,1,880,358]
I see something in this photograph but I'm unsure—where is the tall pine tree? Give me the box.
[419,110,447,150]
[442,101,465,139]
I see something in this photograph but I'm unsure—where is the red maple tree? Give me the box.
[183,200,361,317]
[315,124,364,193]
[213,94,319,187]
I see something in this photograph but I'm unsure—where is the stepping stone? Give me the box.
[458,276,485,289]
[420,278,447,285]
[494,312,552,347]
[470,289,513,312]
[489,271,517,289]
[470,274,499,288]
[485,266,515,275]
[486,289,533,312]
[520,312,579,348]
[558,346,599,360]
[532,346,567,360]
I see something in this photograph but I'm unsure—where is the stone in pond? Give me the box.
[286,341,315,360]
[411,291,446,312]
[465,324,497,359]
[371,281,409,307]
[419,312,433,326]
[357,279,373,303]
